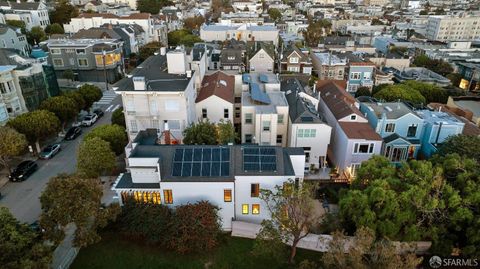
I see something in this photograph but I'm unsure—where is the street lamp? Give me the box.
[103,50,108,91]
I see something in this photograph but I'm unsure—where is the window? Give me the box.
[297,129,304,138]
[276,135,282,144]
[163,189,173,204]
[350,72,361,80]
[259,53,264,58]
[242,204,249,214]
[363,72,371,80]
[277,114,284,124]
[77,58,88,66]
[202,108,207,119]
[165,100,180,112]
[351,163,361,177]
[50,48,61,54]
[76,49,86,54]
[69,58,75,66]
[149,100,157,113]
[263,121,270,131]
[245,134,252,143]
[290,57,299,63]
[350,115,357,120]
[252,204,260,215]
[224,108,229,118]
[130,120,138,132]
[298,129,316,138]
[151,119,159,130]
[245,113,253,124]
[235,107,240,118]
[407,124,417,137]
[224,189,232,202]
[52,58,63,67]
[305,151,310,162]
[353,143,374,154]
[288,66,300,72]
[251,183,259,197]
[385,123,395,133]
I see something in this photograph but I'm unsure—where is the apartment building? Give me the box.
[42,38,124,83]
[113,50,197,141]
[0,24,29,56]
[311,52,347,80]
[316,80,382,178]
[112,129,305,231]
[195,71,235,123]
[200,23,279,47]
[426,15,480,41]
[0,1,50,30]
[241,73,289,147]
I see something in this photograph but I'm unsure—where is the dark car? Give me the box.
[65,126,82,140]
[93,109,104,118]
[39,144,61,159]
[9,160,38,182]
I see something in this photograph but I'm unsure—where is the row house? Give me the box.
[195,71,235,124]
[200,23,279,47]
[0,24,29,56]
[280,45,312,75]
[311,52,347,80]
[345,54,375,93]
[0,0,50,30]
[112,130,305,231]
[247,41,275,73]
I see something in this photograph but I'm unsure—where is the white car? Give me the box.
[82,114,98,126]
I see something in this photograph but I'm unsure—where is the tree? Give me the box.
[303,19,332,47]
[45,23,64,35]
[373,84,426,104]
[0,207,52,269]
[118,201,173,245]
[402,80,448,103]
[217,120,236,144]
[137,0,173,14]
[27,26,47,45]
[0,127,27,173]
[412,54,453,77]
[7,110,61,153]
[139,41,162,62]
[258,179,320,263]
[40,96,78,128]
[84,124,128,155]
[322,227,422,269]
[183,120,218,145]
[268,8,282,21]
[64,90,86,112]
[40,174,120,247]
[168,29,202,47]
[371,18,385,25]
[436,135,480,162]
[111,107,126,128]
[183,16,205,31]
[419,10,428,15]
[446,73,463,87]
[77,137,116,178]
[168,201,221,253]
[5,20,26,33]
[78,84,102,110]
[63,69,75,83]
[49,0,79,25]
[354,86,371,97]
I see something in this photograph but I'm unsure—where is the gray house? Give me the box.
[247,41,275,73]
[0,24,29,56]
[41,38,124,83]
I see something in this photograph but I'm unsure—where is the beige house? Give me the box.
[311,52,347,80]
[195,71,235,124]
[247,42,275,73]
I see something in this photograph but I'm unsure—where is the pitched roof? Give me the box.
[220,48,244,65]
[282,79,325,124]
[282,44,310,63]
[72,28,121,40]
[195,71,235,104]
[339,122,382,140]
[317,80,361,120]
[8,1,40,10]
[247,41,275,59]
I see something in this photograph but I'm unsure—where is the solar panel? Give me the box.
[172,147,230,177]
[250,83,271,104]
[259,74,269,83]
[244,147,259,155]
[243,147,277,172]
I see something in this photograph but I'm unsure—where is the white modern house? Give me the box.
[241,73,289,147]
[0,1,50,30]
[283,79,332,174]
[316,80,382,179]
[200,23,279,47]
[195,71,235,123]
[113,49,198,141]
[112,129,306,231]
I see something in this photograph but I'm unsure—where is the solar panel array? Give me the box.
[172,148,230,177]
[250,83,271,104]
[243,147,277,172]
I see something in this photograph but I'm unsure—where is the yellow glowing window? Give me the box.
[134,191,142,202]
[242,204,249,214]
[252,204,260,215]
[224,189,232,202]
[152,192,161,204]
[163,189,173,204]
[143,192,149,203]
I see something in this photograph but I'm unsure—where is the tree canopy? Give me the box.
[45,23,65,35]
[183,120,218,145]
[138,41,162,62]
[412,54,453,77]
[216,120,236,144]
[436,135,480,162]
[27,26,47,45]
[78,84,102,110]
[168,29,202,47]
[40,174,120,247]
[84,124,128,155]
[268,8,282,21]
[49,0,79,25]
[402,80,448,103]
[303,19,332,47]
[40,96,78,127]
[0,127,27,173]
[77,137,116,178]
[354,86,371,98]
[137,0,172,14]
[0,207,52,269]
[111,107,126,128]
[373,83,427,105]
[64,90,86,112]
[183,16,205,31]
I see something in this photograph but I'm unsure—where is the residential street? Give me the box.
[0,92,122,224]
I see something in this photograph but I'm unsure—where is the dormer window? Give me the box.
[350,115,357,120]
[290,57,299,63]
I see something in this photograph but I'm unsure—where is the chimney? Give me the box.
[163,120,171,145]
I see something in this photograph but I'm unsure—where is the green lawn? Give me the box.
[71,232,321,269]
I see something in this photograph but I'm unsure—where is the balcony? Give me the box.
[304,167,331,181]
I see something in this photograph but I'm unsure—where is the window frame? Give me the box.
[224,189,232,202]
[251,183,260,197]
[252,204,260,215]
[385,123,395,133]
[242,204,249,214]
[163,189,173,204]
[245,113,253,124]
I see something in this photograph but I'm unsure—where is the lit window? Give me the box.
[163,189,173,204]
[251,183,259,197]
[385,123,395,133]
[252,204,260,214]
[224,189,232,202]
[242,204,249,214]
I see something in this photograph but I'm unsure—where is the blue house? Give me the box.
[360,101,424,163]
[415,110,465,158]
[346,56,375,93]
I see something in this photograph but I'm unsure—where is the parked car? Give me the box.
[82,114,98,127]
[93,109,104,118]
[9,160,38,182]
[39,144,61,159]
[65,126,82,140]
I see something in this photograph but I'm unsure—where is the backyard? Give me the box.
[71,231,321,269]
